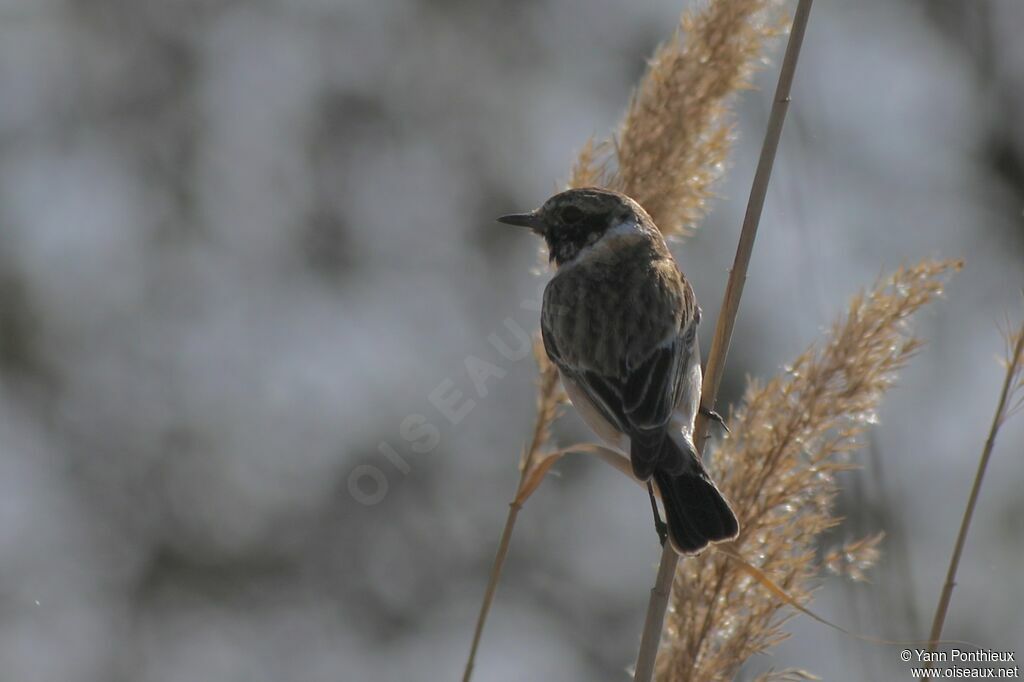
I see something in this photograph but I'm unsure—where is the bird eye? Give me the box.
[560,206,584,223]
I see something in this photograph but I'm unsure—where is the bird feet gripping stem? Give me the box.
[699,405,730,433]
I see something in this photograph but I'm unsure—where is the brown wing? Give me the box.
[543,315,698,481]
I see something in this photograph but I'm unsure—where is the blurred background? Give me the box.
[1,0,1022,679]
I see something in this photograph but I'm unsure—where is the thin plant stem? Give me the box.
[632,1,814,679]
[462,499,522,682]
[463,361,559,682]
[926,329,1024,653]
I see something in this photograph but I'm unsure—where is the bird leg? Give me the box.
[647,481,668,547]
[699,405,730,433]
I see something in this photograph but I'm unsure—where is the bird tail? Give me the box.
[653,435,739,554]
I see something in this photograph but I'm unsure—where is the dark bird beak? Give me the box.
[496,211,544,234]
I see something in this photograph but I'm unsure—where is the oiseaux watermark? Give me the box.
[347,284,545,505]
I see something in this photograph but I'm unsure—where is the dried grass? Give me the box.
[571,0,787,238]
[657,260,962,680]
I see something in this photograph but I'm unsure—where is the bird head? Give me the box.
[497,188,653,266]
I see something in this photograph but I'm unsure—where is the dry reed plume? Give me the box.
[571,0,787,237]
[658,259,961,680]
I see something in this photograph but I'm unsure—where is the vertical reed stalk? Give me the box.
[462,501,522,682]
[926,328,1024,654]
[632,1,814,679]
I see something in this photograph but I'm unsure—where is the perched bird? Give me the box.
[498,187,739,554]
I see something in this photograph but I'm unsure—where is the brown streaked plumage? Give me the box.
[498,187,738,554]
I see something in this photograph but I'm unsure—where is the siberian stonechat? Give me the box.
[498,187,739,554]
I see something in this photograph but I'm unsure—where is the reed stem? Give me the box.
[632,1,814,678]
[463,500,523,682]
[926,329,1024,655]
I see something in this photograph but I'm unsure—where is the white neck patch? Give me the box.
[605,217,642,239]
